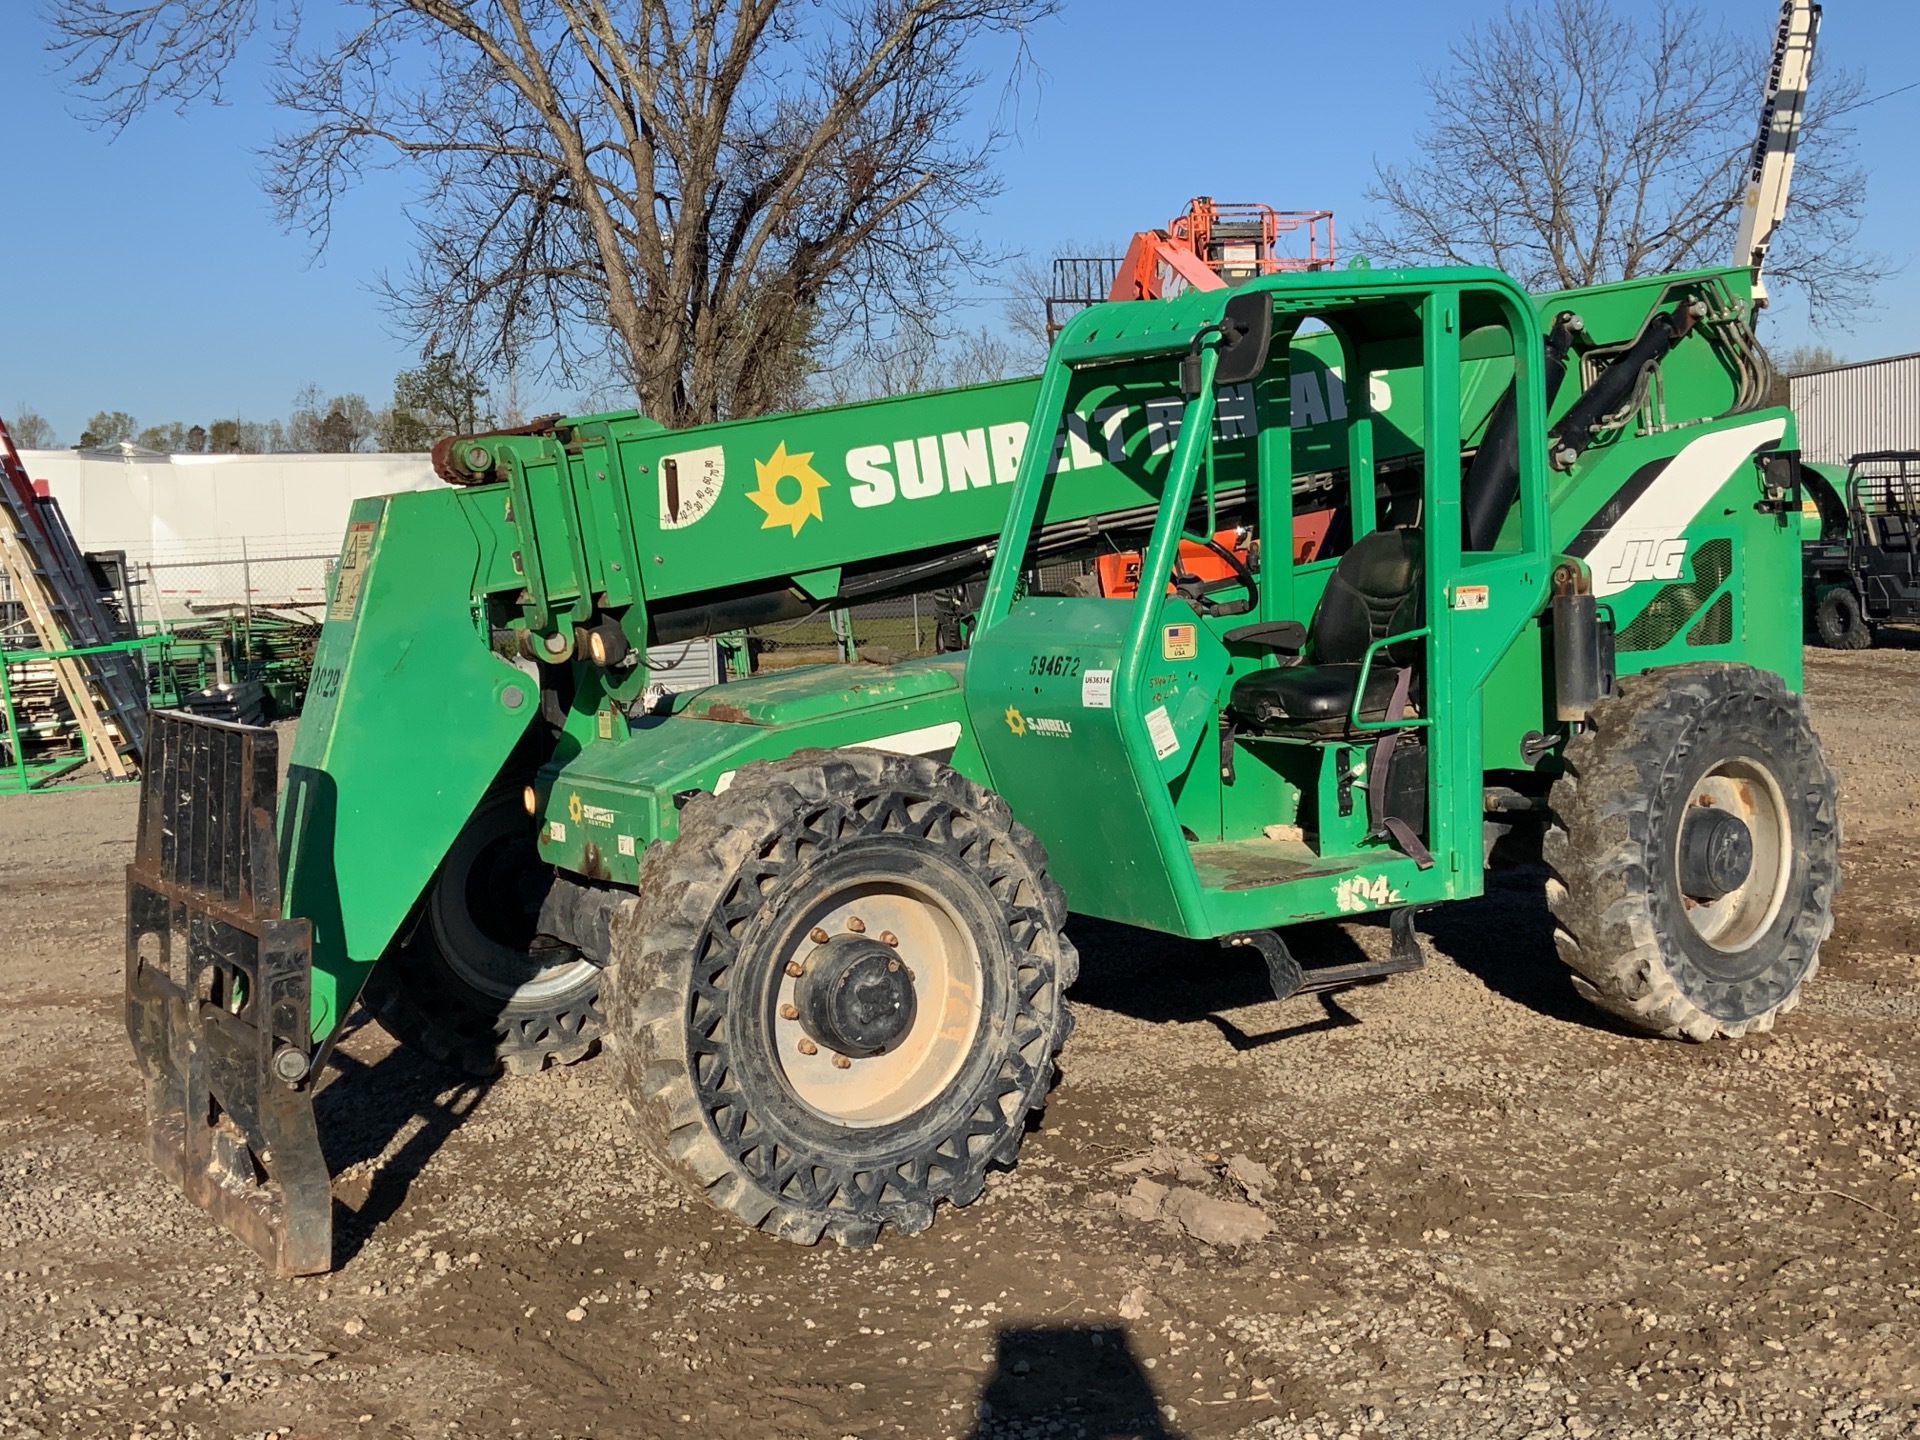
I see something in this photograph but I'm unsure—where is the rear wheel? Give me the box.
[1545,663,1840,1040]
[363,789,605,1076]
[1815,586,1872,649]
[608,749,1076,1246]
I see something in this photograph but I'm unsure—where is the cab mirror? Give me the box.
[1182,290,1274,394]
[1214,291,1274,386]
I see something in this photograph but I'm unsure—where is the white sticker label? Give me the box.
[1145,705,1180,760]
[617,834,636,857]
[657,445,725,529]
[1082,669,1113,708]
[547,821,567,843]
[1453,584,1490,611]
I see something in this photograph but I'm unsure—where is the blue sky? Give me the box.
[2,0,1915,445]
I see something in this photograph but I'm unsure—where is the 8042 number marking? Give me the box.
[1028,653,1082,679]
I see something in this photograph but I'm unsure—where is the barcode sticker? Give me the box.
[1145,705,1180,760]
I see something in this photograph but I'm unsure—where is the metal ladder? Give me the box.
[0,417,147,778]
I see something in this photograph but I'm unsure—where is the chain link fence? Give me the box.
[135,552,335,628]
[748,593,942,664]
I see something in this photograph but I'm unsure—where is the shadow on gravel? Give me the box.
[1858,627,1920,651]
[313,1017,492,1268]
[967,1324,1182,1440]
[1069,872,1645,1042]
[1065,915,1367,1048]
[1417,865,1641,1037]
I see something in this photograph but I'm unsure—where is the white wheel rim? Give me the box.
[1677,757,1792,955]
[772,879,986,1129]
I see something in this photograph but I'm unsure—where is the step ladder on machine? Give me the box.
[0,416,148,780]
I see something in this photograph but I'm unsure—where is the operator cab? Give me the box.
[963,270,1552,940]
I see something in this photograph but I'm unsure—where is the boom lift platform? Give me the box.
[1047,197,1336,339]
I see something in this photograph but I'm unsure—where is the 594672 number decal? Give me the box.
[1028,653,1082,678]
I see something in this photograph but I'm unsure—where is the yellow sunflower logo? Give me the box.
[746,441,829,535]
[567,792,583,824]
[1004,707,1026,736]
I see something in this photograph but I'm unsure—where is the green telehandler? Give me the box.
[126,257,1839,1274]
[123,0,1835,1280]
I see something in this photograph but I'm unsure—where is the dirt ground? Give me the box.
[3,645,1920,1440]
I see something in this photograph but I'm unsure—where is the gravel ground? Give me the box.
[2,644,1918,1440]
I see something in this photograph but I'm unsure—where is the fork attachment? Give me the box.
[124,710,331,1276]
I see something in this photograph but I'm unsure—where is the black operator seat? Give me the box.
[1228,527,1424,734]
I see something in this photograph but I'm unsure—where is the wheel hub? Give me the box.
[1679,806,1754,901]
[795,934,918,1058]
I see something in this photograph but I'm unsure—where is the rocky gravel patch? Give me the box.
[0,647,1917,1438]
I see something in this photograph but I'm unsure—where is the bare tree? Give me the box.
[999,239,1116,371]
[808,321,1021,406]
[1001,254,1057,370]
[1353,0,1881,327]
[6,408,58,449]
[49,1,1057,427]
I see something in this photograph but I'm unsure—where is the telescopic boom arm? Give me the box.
[1732,0,1821,311]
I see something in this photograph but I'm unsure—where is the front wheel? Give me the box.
[608,749,1076,1246]
[1545,663,1840,1040]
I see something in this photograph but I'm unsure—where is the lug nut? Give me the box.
[832,1053,852,1069]
[785,960,805,978]
[779,1003,799,1021]
[809,927,830,944]
[887,958,900,973]
[879,931,899,947]
[846,915,867,933]
[797,1038,818,1056]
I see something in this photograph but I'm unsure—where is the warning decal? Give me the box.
[328,521,377,623]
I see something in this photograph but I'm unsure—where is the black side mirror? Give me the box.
[1181,290,1274,394]
[1216,290,1274,385]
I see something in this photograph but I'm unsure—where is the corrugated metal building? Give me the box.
[1788,352,1920,465]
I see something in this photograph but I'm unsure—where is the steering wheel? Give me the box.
[1172,531,1258,617]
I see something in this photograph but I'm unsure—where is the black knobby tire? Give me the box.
[1814,586,1872,650]
[608,748,1077,1246]
[363,789,605,1076]
[1544,662,1840,1040]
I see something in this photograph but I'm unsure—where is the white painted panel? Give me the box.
[849,722,964,756]
[18,448,444,564]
